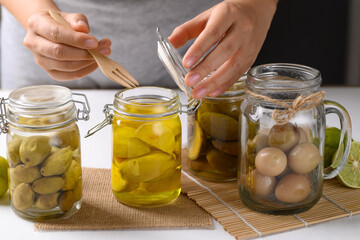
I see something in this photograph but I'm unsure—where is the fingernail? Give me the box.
[77,20,88,28]
[85,39,97,48]
[184,56,196,68]
[98,47,110,55]
[103,39,111,46]
[187,73,200,86]
[193,88,207,99]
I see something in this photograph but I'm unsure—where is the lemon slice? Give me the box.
[336,142,360,188]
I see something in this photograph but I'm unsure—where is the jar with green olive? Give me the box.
[187,78,245,181]
[239,64,352,214]
[0,85,90,220]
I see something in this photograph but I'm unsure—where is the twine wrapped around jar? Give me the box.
[244,85,326,125]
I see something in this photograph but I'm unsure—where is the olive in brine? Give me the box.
[19,136,52,166]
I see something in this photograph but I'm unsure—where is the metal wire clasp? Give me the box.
[72,93,91,121]
[180,98,202,115]
[85,104,114,138]
[0,98,9,134]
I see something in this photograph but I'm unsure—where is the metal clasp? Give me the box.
[180,98,202,115]
[85,104,114,138]
[0,98,9,134]
[72,93,91,121]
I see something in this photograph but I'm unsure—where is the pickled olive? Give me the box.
[9,168,21,189]
[19,136,52,166]
[12,183,35,211]
[12,164,41,183]
[142,169,181,193]
[268,123,300,152]
[7,138,22,167]
[62,160,81,191]
[119,151,177,183]
[113,137,151,159]
[111,162,139,192]
[51,129,80,150]
[41,146,72,176]
[134,122,175,154]
[32,176,65,194]
[198,112,238,141]
[188,121,205,160]
[275,174,311,203]
[58,191,75,212]
[72,180,82,202]
[34,192,60,210]
[255,147,287,177]
[212,139,238,156]
[288,142,321,174]
[113,126,136,139]
[248,170,277,197]
[206,147,237,175]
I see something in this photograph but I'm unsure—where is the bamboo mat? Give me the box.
[181,150,360,239]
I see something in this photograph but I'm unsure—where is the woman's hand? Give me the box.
[24,11,111,81]
[169,0,277,99]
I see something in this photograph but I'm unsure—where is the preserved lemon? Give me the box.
[110,87,181,207]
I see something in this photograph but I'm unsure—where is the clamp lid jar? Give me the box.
[0,85,90,221]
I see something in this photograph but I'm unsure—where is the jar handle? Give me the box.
[323,100,352,179]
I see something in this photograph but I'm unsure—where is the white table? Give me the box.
[0,86,359,240]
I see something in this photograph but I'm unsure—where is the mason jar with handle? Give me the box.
[0,85,90,220]
[238,63,352,215]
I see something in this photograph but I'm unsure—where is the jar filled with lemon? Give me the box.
[87,87,183,207]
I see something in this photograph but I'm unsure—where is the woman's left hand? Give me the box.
[169,0,278,99]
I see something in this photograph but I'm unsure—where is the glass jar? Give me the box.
[187,78,245,181]
[87,87,184,207]
[0,85,90,220]
[238,63,352,214]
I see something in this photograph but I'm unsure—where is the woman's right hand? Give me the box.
[24,11,111,81]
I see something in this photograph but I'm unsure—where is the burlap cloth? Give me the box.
[35,167,212,231]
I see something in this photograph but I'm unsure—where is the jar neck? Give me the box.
[7,102,77,130]
[113,87,180,118]
[246,63,322,100]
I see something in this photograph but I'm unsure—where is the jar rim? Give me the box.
[114,86,180,118]
[247,63,322,91]
[204,75,245,100]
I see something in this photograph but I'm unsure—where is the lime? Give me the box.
[324,127,341,168]
[0,156,9,197]
[336,142,360,188]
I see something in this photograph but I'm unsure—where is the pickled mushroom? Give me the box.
[134,122,175,154]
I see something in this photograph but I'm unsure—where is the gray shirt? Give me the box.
[1,0,220,89]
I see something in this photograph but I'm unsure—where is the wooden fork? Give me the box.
[49,10,139,88]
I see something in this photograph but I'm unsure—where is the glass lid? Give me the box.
[156,28,192,98]
[8,85,73,109]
